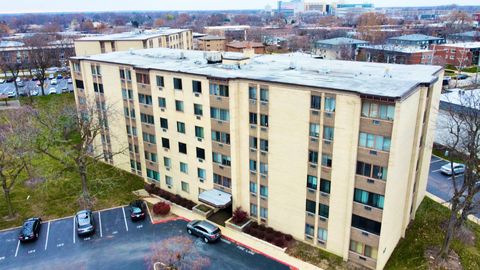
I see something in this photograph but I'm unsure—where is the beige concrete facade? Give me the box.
[74,29,193,56]
[197,36,226,51]
[71,47,443,270]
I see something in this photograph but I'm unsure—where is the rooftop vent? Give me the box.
[289,61,296,70]
[206,52,222,64]
[383,67,392,78]
[179,51,186,59]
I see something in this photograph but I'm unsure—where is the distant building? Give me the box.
[356,45,434,65]
[387,34,445,49]
[226,41,266,54]
[74,28,193,56]
[204,25,250,41]
[449,31,480,42]
[277,1,373,16]
[197,35,226,52]
[334,3,374,17]
[0,39,74,67]
[433,42,480,67]
[315,37,369,60]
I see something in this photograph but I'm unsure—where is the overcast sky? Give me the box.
[0,0,478,14]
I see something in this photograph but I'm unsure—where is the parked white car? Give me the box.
[6,89,16,98]
[440,163,466,176]
[49,73,55,79]
[50,78,58,85]
[48,88,57,95]
[30,89,39,96]
[0,79,5,84]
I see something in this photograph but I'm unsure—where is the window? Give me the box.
[91,65,101,76]
[356,161,372,178]
[259,162,268,175]
[249,159,257,171]
[318,228,328,241]
[173,78,183,90]
[73,63,81,72]
[165,176,173,186]
[309,123,320,137]
[260,139,268,152]
[359,132,391,152]
[260,207,268,219]
[212,152,231,166]
[307,175,317,189]
[362,102,395,120]
[351,214,381,235]
[146,169,159,181]
[75,79,84,89]
[161,138,170,149]
[181,181,189,193]
[178,143,187,154]
[249,182,257,193]
[93,83,104,93]
[309,151,318,164]
[193,126,204,139]
[156,76,164,87]
[260,88,269,102]
[140,113,155,125]
[354,189,384,209]
[250,204,258,216]
[350,240,378,259]
[319,204,329,218]
[122,89,133,100]
[180,162,188,174]
[196,147,205,160]
[372,165,388,180]
[136,73,150,84]
[192,80,202,93]
[209,83,229,97]
[321,154,332,167]
[213,173,231,188]
[249,136,258,149]
[311,95,321,110]
[306,200,316,213]
[132,126,137,136]
[211,130,230,144]
[158,97,166,108]
[197,168,206,179]
[142,132,156,144]
[177,121,186,134]
[249,112,257,125]
[138,94,152,105]
[175,100,184,112]
[305,224,315,236]
[320,179,331,194]
[260,185,268,197]
[213,173,222,185]
[323,126,334,141]
[210,107,229,121]
[144,151,157,162]
[260,114,268,127]
[194,104,203,116]
[249,86,257,100]
[324,97,335,112]
[164,157,171,168]
[160,118,168,129]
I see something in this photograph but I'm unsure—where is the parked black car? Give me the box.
[18,217,42,242]
[128,200,147,221]
[186,220,221,243]
[75,210,95,236]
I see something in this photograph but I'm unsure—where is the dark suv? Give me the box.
[76,210,95,236]
[128,200,147,221]
[186,220,221,243]
[18,217,42,242]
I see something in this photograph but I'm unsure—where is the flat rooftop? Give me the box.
[389,34,444,42]
[316,37,368,46]
[438,42,480,49]
[76,28,189,41]
[72,48,442,99]
[359,44,433,53]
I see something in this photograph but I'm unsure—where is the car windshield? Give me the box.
[77,213,91,227]
[131,206,142,214]
[21,221,34,234]
[212,228,220,234]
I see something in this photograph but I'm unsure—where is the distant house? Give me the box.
[387,34,445,49]
[433,42,480,67]
[356,45,434,65]
[226,41,266,54]
[197,35,226,51]
[449,31,480,42]
[314,37,368,60]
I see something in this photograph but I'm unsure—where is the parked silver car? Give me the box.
[186,220,221,243]
[76,210,95,236]
[440,163,465,176]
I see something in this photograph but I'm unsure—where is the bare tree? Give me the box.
[149,236,210,270]
[34,95,125,208]
[0,107,38,219]
[435,90,480,260]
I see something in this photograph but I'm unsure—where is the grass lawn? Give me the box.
[385,197,480,269]
[0,94,145,230]
[286,240,346,270]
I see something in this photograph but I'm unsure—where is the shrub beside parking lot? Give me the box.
[145,183,196,210]
[152,202,170,216]
[243,221,294,248]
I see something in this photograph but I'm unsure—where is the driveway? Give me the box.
[0,206,290,270]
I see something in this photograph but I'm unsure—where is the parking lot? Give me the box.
[427,155,480,218]
[0,77,73,97]
[0,206,290,270]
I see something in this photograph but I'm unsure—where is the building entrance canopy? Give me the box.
[199,189,232,208]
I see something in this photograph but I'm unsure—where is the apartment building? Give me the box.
[357,45,435,65]
[433,42,480,67]
[74,28,193,56]
[70,48,443,270]
[197,35,226,51]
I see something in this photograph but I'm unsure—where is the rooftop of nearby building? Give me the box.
[204,25,250,30]
[389,34,444,42]
[76,28,190,41]
[0,40,24,48]
[315,37,368,46]
[437,42,480,49]
[359,44,433,53]
[450,31,480,38]
[440,88,480,111]
[198,35,226,41]
[226,41,265,49]
[72,48,442,99]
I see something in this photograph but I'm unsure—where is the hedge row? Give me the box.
[145,183,196,210]
[244,222,293,248]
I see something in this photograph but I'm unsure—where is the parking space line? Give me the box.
[98,212,103,238]
[72,217,76,244]
[122,207,129,232]
[145,203,153,224]
[448,174,464,180]
[432,169,442,173]
[14,240,20,257]
[430,159,443,164]
[44,221,50,250]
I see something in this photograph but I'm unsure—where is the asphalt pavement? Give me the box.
[0,77,73,97]
[0,206,290,270]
